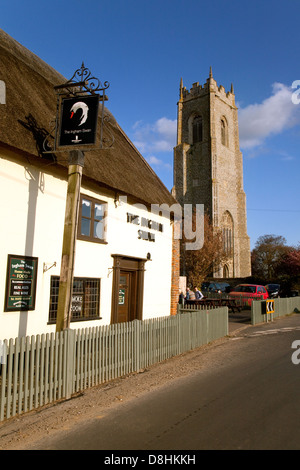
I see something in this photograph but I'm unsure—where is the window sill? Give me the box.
[77,236,108,245]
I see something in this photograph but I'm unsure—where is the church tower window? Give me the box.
[192,116,203,143]
[221,118,228,146]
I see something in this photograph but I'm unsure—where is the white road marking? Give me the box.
[230,326,300,340]
[246,327,300,337]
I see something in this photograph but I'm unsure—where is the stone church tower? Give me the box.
[173,69,251,278]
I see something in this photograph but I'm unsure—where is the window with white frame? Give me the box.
[78,194,107,243]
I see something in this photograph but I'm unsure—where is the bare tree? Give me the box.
[181,212,228,286]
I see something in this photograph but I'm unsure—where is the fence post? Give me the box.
[133,320,141,372]
[177,313,181,355]
[206,309,209,343]
[66,329,76,399]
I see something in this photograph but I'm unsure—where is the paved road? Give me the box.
[29,314,300,450]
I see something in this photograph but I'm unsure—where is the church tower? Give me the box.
[173,69,251,278]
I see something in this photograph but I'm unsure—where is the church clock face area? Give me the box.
[173,70,251,278]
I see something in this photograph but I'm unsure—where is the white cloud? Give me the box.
[148,155,163,165]
[131,85,300,166]
[146,155,172,170]
[132,117,177,154]
[276,150,295,162]
[239,83,300,149]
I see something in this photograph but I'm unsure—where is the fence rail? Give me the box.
[251,296,300,325]
[0,307,228,422]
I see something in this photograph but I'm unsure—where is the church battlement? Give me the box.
[182,80,208,99]
[180,69,235,107]
[215,82,236,106]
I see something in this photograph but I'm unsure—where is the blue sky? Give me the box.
[2,0,300,249]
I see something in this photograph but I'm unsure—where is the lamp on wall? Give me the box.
[114,193,127,208]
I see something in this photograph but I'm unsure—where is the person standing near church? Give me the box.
[185,287,190,301]
[186,287,195,300]
[194,286,204,300]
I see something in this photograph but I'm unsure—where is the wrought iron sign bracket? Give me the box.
[43,63,114,154]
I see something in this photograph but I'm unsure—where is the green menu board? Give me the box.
[4,255,38,312]
[118,288,125,305]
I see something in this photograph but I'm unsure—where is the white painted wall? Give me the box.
[0,152,173,340]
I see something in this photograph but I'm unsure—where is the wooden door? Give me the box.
[111,256,145,324]
[117,271,131,323]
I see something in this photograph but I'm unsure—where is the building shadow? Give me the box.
[17,114,50,337]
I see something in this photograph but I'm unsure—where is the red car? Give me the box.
[229,284,269,306]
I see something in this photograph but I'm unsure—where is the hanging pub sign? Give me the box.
[4,255,38,312]
[58,95,100,147]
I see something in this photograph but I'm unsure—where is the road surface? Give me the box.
[24,313,300,450]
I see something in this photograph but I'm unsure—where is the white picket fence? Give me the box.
[0,307,228,422]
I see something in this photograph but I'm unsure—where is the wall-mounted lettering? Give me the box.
[127,212,163,242]
[141,217,163,232]
[138,230,155,242]
[127,213,140,224]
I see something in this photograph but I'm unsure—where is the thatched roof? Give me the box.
[0,29,175,207]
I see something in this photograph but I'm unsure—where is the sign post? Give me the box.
[46,64,110,332]
[55,150,84,332]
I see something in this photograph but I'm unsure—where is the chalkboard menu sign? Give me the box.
[4,255,38,312]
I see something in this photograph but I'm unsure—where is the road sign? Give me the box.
[261,299,275,315]
[266,299,275,314]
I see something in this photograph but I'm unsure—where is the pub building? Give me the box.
[0,29,179,340]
